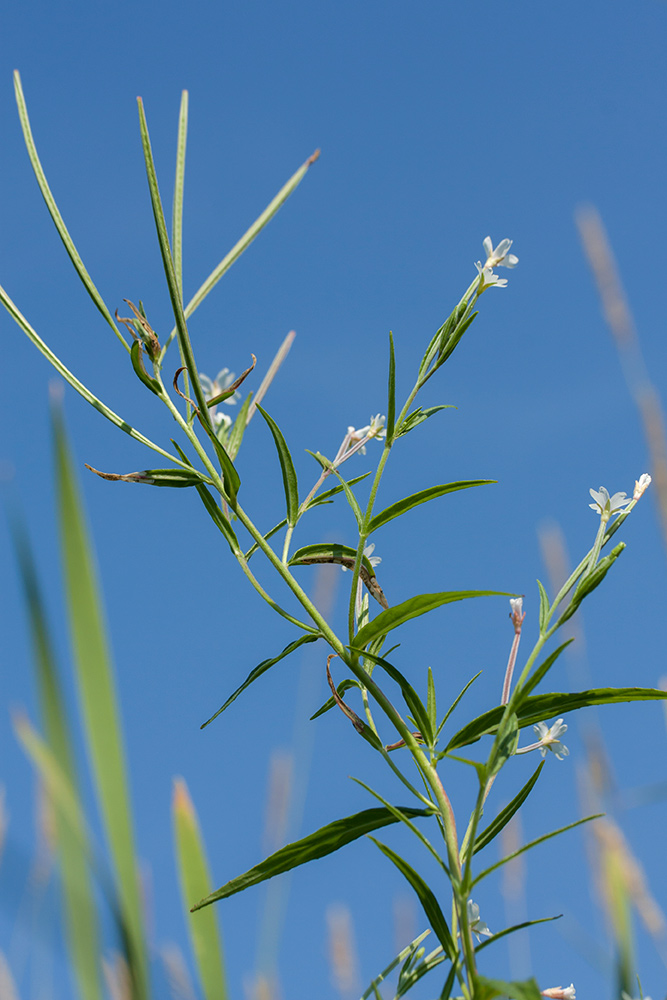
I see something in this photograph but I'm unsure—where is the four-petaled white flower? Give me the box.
[634,473,652,500]
[541,985,576,1000]
[474,262,508,290]
[588,485,631,519]
[534,718,569,760]
[482,236,519,270]
[200,368,239,438]
[467,899,492,942]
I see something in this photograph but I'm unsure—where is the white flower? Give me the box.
[588,485,631,518]
[533,718,569,760]
[346,415,386,455]
[541,986,576,1000]
[474,261,508,290]
[482,236,519,269]
[509,597,523,617]
[634,473,652,500]
[467,899,492,941]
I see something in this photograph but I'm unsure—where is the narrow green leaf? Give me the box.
[137,98,212,431]
[166,150,320,352]
[0,283,187,468]
[130,341,161,394]
[487,711,519,778]
[536,579,550,634]
[351,779,443,872]
[306,452,364,527]
[475,976,542,1000]
[360,931,431,1000]
[435,671,482,740]
[226,392,253,460]
[204,427,241,505]
[395,405,453,438]
[473,762,545,855]
[559,543,625,625]
[310,678,363,720]
[427,667,436,736]
[475,914,561,953]
[257,405,299,526]
[306,471,372,508]
[357,650,433,745]
[172,90,188,300]
[519,639,574,702]
[395,943,448,998]
[173,778,228,1000]
[473,815,602,886]
[386,331,396,442]
[192,806,430,910]
[13,71,127,350]
[201,634,321,727]
[435,311,478,369]
[194,484,241,555]
[10,525,103,1000]
[53,406,148,998]
[447,687,667,751]
[353,591,512,651]
[368,838,456,961]
[368,481,495,533]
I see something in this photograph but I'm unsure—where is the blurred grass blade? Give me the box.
[160,153,320,359]
[53,404,148,998]
[256,405,299,526]
[172,90,189,300]
[173,779,228,1000]
[13,71,127,351]
[15,715,103,1000]
[12,524,103,1000]
[246,330,296,424]
[0,282,187,469]
[191,806,430,910]
[0,953,20,1000]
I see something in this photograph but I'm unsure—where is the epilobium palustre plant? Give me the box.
[3,72,665,1000]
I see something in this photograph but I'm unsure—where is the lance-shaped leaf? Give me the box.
[85,464,209,488]
[130,341,161,394]
[193,483,241,555]
[357,650,433,745]
[472,762,544,856]
[360,930,432,1000]
[226,393,253,460]
[475,915,561,953]
[447,687,667,751]
[353,591,512,651]
[54,407,148,998]
[368,481,495,533]
[537,579,550,634]
[201,634,321,728]
[386,331,396,442]
[395,405,453,438]
[191,806,431,910]
[256,406,299,526]
[13,71,127,350]
[289,543,387,607]
[172,89,188,300]
[173,779,228,1000]
[310,678,363,720]
[368,838,456,961]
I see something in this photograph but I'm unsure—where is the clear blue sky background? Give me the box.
[2,2,667,998]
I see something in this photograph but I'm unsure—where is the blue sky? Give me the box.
[2,2,667,998]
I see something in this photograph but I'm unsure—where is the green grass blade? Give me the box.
[172,90,189,301]
[53,405,149,999]
[12,525,103,1000]
[0,282,188,469]
[160,150,320,359]
[13,71,128,351]
[173,779,228,1000]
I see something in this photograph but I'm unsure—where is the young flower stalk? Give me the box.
[501,597,525,705]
